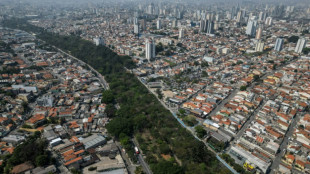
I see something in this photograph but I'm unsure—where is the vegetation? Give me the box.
[155,42,164,53]
[207,137,226,152]
[163,59,176,67]
[134,166,145,174]
[220,153,251,174]
[287,36,299,43]
[101,90,115,104]
[240,85,247,91]
[3,18,229,174]
[156,88,163,99]
[183,115,198,127]
[88,166,97,171]
[0,132,53,173]
[195,125,207,138]
[303,47,310,55]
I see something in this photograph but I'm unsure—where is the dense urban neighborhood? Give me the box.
[0,0,310,174]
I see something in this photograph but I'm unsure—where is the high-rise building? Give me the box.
[200,19,205,32]
[236,11,242,23]
[172,20,177,28]
[134,24,139,34]
[145,39,156,61]
[157,19,161,30]
[295,38,307,53]
[206,21,214,34]
[148,3,154,15]
[141,19,146,31]
[215,14,219,22]
[255,40,265,52]
[93,37,104,46]
[255,26,263,40]
[265,17,272,26]
[274,38,284,52]
[179,28,184,39]
[246,17,257,37]
[258,11,267,21]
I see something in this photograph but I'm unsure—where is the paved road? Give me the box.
[208,89,238,117]
[137,77,239,174]
[38,39,109,90]
[132,139,153,174]
[269,113,302,174]
[225,98,266,152]
[115,141,137,174]
[53,46,110,90]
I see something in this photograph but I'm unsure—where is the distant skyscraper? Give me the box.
[274,38,284,52]
[295,38,307,53]
[148,3,154,15]
[145,39,155,61]
[258,11,267,21]
[265,17,272,26]
[246,17,257,37]
[200,20,206,32]
[172,20,177,28]
[179,28,184,39]
[134,24,139,34]
[255,40,264,52]
[236,11,242,22]
[215,14,219,21]
[206,21,214,34]
[255,26,263,40]
[157,19,161,30]
[141,19,146,31]
[134,18,138,24]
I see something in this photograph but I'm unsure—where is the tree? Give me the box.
[104,104,116,118]
[202,71,208,77]
[156,89,163,99]
[156,43,164,53]
[178,109,186,116]
[135,166,145,174]
[288,36,299,43]
[236,60,243,65]
[303,47,310,55]
[240,86,247,91]
[4,18,230,174]
[272,64,277,70]
[70,169,81,174]
[35,155,49,166]
[151,160,184,174]
[102,90,115,104]
[253,75,259,81]
[133,114,147,131]
[195,125,207,138]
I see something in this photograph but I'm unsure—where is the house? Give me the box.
[11,161,34,174]
[26,114,46,127]
[285,154,295,164]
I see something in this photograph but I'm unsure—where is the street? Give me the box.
[269,113,301,174]
[132,138,153,174]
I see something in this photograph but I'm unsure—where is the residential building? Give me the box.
[295,38,307,54]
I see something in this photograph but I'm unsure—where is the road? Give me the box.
[225,98,266,152]
[38,39,109,90]
[137,77,238,174]
[269,113,301,174]
[43,43,142,173]
[208,89,238,117]
[132,139,153,174]
[115,141,137,174]
[53,46,110,90]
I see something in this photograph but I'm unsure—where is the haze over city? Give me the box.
[0,0,309,174]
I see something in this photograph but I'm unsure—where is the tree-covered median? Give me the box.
[3,18,230,174]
